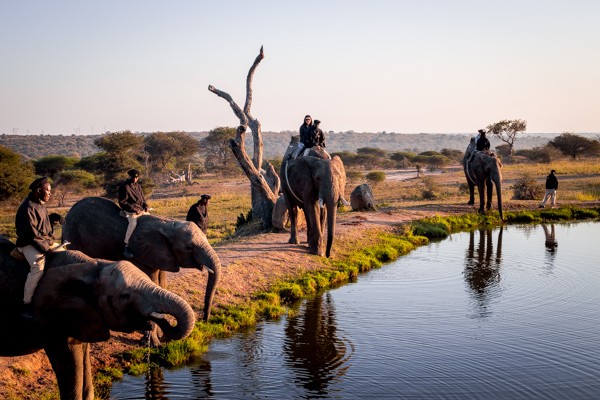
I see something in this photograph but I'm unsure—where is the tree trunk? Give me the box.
[208,46,278,228]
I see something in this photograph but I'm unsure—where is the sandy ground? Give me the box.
[1,199,598,398]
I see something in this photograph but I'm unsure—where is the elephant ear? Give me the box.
[35,262,111,342]
[131,217,180,272]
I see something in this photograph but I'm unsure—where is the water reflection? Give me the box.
[463,227,503,317]
[145,367,168,399]
[283,292,351,397]
[542,223,558,253]
[189,358,213,398]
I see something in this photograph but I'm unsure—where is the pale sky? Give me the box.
[1,0,599,135]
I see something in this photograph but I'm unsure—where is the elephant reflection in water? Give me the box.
[284,293,350,396]
[464,227,504,315]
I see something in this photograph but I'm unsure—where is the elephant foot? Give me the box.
[467,201,474,205]
[288,238,299,244]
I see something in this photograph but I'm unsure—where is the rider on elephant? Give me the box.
[293,116,330,159]
[476,130,491,152]
[118,169,150,259]
[15,176,64,319]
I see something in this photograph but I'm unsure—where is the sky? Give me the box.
[1,0,599,135]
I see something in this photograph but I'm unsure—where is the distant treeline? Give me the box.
[0,131,555,160]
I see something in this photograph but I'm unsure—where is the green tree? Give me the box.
[0,145,35,201]
[486,119,527,156]
[548,133,600,159]
[144,131,199,172]
[199,127,240,175]
[93,131,144,183]
[54,169,97,206]
[34,155,78,178]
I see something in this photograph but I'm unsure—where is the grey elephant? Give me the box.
[0,236,195,400]
[280,140,349,257]
[62,196,221,324]
[463,145,504,220]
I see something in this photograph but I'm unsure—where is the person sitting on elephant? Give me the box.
[476,130,491,152]
[118,169,150,259]
[186,194,211,234]
[292,114,314,159]
[15,177,64,319]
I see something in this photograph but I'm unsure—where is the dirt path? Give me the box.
[1,200,597,398]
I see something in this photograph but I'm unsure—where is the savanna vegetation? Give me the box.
[1,128,599,399]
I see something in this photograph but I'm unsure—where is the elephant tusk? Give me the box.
[319,198,325,209]
[341,196,350,206]
[204,266,214,274]
[150,312,166,320]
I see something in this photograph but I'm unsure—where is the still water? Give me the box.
[111,221,600,399]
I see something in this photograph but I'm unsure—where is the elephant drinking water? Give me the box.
[0,236,195,400]
[62,197,221,323]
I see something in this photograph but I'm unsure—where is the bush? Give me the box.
[511,174,544,200]
[366,171,386,184]
[421,176,442,200]
[346,170,364,182]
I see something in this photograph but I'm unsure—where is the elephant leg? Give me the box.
[477,182,486,214]
[288,205,299,244]
[46,338,91,400]
[82,343,94,400]
[306,203,322,256]
[485,177,493,210]
[468,181,475,205]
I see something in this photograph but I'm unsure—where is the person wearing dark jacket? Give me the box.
[186,194,211,234]
[15,177,63,318]
[476,131,491,151]
[118,169,149,258]
[540,169,559,208]
[292,115,314,158]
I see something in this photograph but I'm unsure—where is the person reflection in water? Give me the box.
[464,227,503,316]
[542,223,558,253]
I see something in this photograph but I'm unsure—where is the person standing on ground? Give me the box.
[15,177,64,319]
[186,194,211,234]
[540,169,558,208]
[118,169,149,258]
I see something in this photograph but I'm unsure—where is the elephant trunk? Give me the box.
[197,246,222,321]
[494,173,503,221]
[148,287,196,341]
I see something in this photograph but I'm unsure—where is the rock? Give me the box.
[350,184,377,211]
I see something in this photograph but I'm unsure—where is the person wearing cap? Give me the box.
[540,169,558,208]
[186,194,211,234]
[476,130,490,151]
[118,169,150,258]
[15,177,63,319]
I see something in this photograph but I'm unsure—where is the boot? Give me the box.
[123,245,134,259]
[21,303,34,321]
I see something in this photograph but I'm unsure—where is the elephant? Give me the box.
[0,236,195,400]
[463,143,504,220]
[62,197,221,324]
[280,139,349,257]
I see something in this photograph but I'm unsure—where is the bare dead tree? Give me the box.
[208,46,279,227]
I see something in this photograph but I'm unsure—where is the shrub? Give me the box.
[366,171,386,184]
[511,174,544,200]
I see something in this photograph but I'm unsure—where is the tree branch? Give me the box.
[207,85,248,126]
[229,126,278,203]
